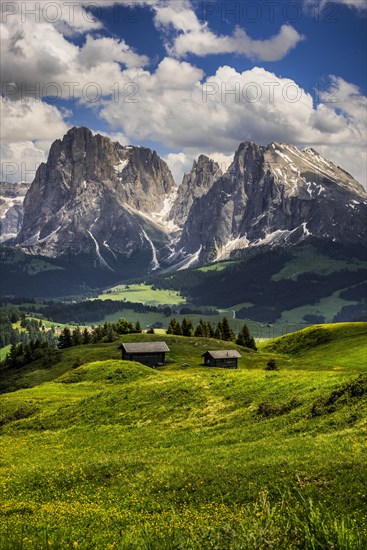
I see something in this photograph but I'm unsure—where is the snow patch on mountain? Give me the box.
[38,226,61,244]
[87,230,114,271]
[115,159,129,173]
[152,191,180,232]
[177,246,202,271]
[142,229,160,271]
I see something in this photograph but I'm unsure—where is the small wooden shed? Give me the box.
[202,350,241,369]
[119,342,170,367]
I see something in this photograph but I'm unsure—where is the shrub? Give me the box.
[257,397,301,418]
[311,374,367,417]
[0,405,39,427]
[72,356,84,369]
[265,359,277,371]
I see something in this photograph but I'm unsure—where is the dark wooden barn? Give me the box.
[119,342,170,367]
[202,350,241,369]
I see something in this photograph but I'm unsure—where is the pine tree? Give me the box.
[187,319,195,336]
[220,317,235,341]
[92,325,104,342]
[206,322,215,338]
[181,318,194,337]
[174,321,182,336]
[24,344,33,364]
[236,324,257,350]
[195,319,206,338]
[82,328,91,344]
[167,318,182,335]
[10,312,18,324]
[8,343,19,367]
[135,321,142,333]
[199,319,208,338]
[72,327,83,346]
[248,336,257,351]
[214,325,222,340]
[236,332,246,347]
[166,318,176,334]
[58,327,72,349]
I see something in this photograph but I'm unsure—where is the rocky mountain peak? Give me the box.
[169,154,223,228]
[178,140,367,263]
[14,129,176,271]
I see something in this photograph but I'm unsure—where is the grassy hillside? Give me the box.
[96,284,187,306]
[0,324,366,549]
[260,322,367,370]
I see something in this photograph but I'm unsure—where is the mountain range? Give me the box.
[2,126,365,277]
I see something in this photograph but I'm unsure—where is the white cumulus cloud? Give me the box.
[152,1,304,61]
[171,24,304,61]
[98,61,366,187]
[1,98,70,182]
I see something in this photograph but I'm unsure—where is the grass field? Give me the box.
[271,246,366,282]
[96,284,187,306]
[0,346,10,361]
[197,261,239,273]
[0,323,366,549]
[278,289,358,324]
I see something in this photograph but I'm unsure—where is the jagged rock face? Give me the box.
[169,155,222,227]
[178,142,367,261]
[15,127,176,270]
[0,182,29,242]
[14,128,367,273]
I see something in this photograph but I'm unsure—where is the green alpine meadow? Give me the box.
[1,323,366,549]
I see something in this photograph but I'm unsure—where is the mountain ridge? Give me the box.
[3,127,366,274]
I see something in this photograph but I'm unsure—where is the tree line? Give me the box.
[166,317,257,350]
[2,340,61,370]
[0,308,58,348]
[57,319,142,349]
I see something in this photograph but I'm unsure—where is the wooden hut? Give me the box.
[202,350,241,369]
[119,342,170,367]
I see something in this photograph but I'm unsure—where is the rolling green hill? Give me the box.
[0,324,366,549]
[260,322,367,370]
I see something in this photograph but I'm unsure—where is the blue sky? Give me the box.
[93,0,366,93]
[1,0,367,186]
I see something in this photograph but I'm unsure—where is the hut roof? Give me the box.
[202,350,241,359]
[120,342,170,353]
